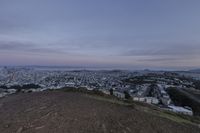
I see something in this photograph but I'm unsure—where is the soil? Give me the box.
[0,91,199,133]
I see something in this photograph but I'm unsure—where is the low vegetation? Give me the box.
[166,87,200,116]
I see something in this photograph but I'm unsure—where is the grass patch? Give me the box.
[86,94,132,106]
[58,87,200,126]
[58,87,133,106]
[158,111,194,124]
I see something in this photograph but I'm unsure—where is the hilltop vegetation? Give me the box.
[166,87,200,116]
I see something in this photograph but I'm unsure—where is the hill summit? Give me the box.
[0,91,199,133]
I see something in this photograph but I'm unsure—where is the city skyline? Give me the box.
[0,0,200,70]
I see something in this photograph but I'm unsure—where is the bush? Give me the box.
[124,91,131,100]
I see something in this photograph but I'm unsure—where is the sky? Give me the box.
[0,0,200,70]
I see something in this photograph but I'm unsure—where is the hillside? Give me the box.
[0,91,199,133]
[167,87,200,116]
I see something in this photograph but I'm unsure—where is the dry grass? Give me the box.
[0,90,199,133]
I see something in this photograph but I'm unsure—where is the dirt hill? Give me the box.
[0,91,199,133]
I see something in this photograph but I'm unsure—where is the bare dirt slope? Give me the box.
[0,91,199,133]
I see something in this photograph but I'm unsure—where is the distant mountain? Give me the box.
[189,69,200,73]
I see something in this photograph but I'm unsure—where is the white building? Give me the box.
[133,97,159,104]
[145,97,159,104]
[113,90,125,99]
[65,82,75,87]
[168,105,193,116]
[161,95,171,105]
[7,89,17,94]
[100,89,110,95]
[133,97,145,102]
[0,92,7,98]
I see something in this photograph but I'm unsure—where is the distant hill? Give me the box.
[189,69,200,73]
[0,90,199,133]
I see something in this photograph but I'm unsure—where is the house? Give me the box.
[145,97,159,104]
[84,86,94,91]
[113,90,125,99]
[65,82,75,87]
[146,97,152,104]
[133,97,139,101]
[133,97,159,104]
[99,89,110,95]
[138,97,145,102]
[151,97,159,104]
[168,105,193,116]
[6,89,17,94]
[0,92,7,98]
[133,97,145,102]
[161,95,171,105]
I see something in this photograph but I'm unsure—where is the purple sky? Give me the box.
[0,0,200,70]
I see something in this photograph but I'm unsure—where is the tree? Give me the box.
[109,89,113,95]
[124,91,131,99]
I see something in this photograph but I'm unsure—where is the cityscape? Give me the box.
[1,0,200,132]
[1,66,200,116]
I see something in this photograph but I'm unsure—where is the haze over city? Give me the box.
[0,0,200,70]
